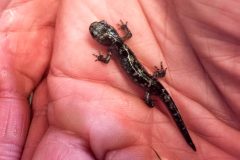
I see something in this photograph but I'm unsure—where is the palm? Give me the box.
[0,1,239,160]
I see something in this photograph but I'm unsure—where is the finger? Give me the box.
[32,127,95,160]
[0,0,58,159]
[21,80,49,160]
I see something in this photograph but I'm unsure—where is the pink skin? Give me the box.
[0,0,239,160]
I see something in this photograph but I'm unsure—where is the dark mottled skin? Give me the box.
[89,20,196,151]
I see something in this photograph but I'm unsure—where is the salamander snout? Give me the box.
[89,20,107,39]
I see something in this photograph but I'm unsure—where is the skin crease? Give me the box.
[0,0,239,159]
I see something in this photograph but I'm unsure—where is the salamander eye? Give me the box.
[90,29,98,38]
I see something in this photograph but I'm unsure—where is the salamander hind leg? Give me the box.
[153,62,167,79]
[117,20,132,41]
[144,91,155,108]
[93,51,112,64]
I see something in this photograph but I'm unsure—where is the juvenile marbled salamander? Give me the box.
[89,20,196,151]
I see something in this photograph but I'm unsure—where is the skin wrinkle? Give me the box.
[137,1,168,70]
[179,14,240,44]
[6,0,35,9]
[0,1,10,12]
[187,1,240,40]
[181,79,237,129]
[196,0,240,20]
[172,2,239,128]
[212,86,240,126]
[0,1,56,32]
[139,0,170,60]
[0,91,26,100]
[195,43,238,127]
[16,69,34,92]
[197,120,240,158]
[49,63,145,101]
[49,66,115,88]
[204,58,240,125]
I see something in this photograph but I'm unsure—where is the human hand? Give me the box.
[1,0,239,160]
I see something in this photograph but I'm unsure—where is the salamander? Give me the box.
[89,20,196,151]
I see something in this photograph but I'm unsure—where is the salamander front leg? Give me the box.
[153,62,167,79]
[93,51,112,64]
[117,20,132,41]
[144,91,155,108]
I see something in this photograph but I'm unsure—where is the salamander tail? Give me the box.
[158,89,196,151]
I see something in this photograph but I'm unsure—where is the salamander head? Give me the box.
[89,20,119,46]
